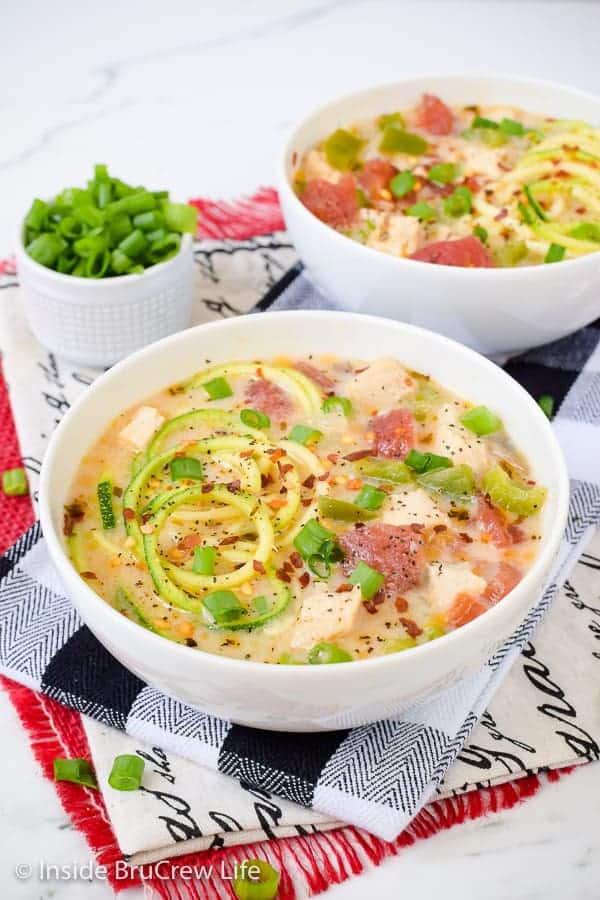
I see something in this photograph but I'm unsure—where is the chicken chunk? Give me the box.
[363,209,422,257]
[346,357,415,413]
[290,583,363,650]
[383,487,450,528]
[429,404,491,471]
[118,406,165,451]
[426,562,486,613]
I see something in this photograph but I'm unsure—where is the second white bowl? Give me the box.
[279,75,600,355]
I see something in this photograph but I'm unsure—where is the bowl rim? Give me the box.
[278,72,600,277]
[15,224,193,287]
[39,309,571,678]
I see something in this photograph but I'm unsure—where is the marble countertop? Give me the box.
[1,1,599,897]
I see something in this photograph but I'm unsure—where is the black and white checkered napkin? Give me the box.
[1,265,599,841]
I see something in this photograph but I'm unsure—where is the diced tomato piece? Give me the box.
[475,494,512,547]
[483,562,522,604]
[339,522,425,599]
[244,379,292,419]
[293,360,336,391]
[357,159,398,202]
[446,592,488,628]
[370,409,415,458]
[415,94,454,135]
[301,175,359,228]
[410,236,495,268]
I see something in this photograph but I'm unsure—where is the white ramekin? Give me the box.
[39,311,569,732]
[278,75,600,356]
[16,230,194,367]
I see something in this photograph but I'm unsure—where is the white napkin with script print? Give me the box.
[1,232,599,864]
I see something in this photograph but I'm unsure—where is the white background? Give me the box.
[1,1,599,898]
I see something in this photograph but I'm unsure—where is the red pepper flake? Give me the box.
[219,535,238,546]
[226,480,241,493]
[279,463,294,475]
[142,512,152,523]
[494,208,508,221]
[123,507,136,521]
[364,600,378,614]
[290,551,303,569]
[354,367,368,374]
[458,532,474,544]
[201,483,214,494]
[283,560,295,574]
[433,524,447,533]
[302,474,316,489]
[301,498,313,507]
[256,366,264,378]
[317,472,330,482]
[261,473,273,488]
[239,449,254,459]
[267,448,286,463]
[400,617,422,638]
[299,571,310,588]
[81,571,98,580]
[253,560,266,575]
[336,583,354,593]
[327,453,339,464]
[276,568,292,584]
[394,596,409,613]
[343,449,372,461]
[112,485,123,498]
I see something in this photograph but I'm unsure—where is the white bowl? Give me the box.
[279,75,600,356]
[39,311,569,731]
[16,229,193,367]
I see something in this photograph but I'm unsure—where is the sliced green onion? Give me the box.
[389,171,416,198]
[111,248,134,274]
[169,456,204,481]
[538,394,554,418]
[233,859,280,900]
[161,201,198,234]
[377,112,405,131]
[428,162,458,184]
[354,484,386,511]
[384,636,416,654]
[106,191,156,218]
[240,408,270,429]
[86,249,111,278]
[379,127,428,156]
[318,496,376,522]
[73,232,107,258]
[118,228,147,259]
[322,395,352,416]
[133,210,165,232]
[203,590,245,623]
[24,198,49,231]
[193,545,217,575]
[307,554,331,578]
[473,225,488,244]
[471,115,499,130]
[545,243,566,263]
[308,642,353,664]
[321,539,344,564]
[444,186,472,218]
[145,227,167,243]
[293,518,335,561]
[324,129,364,171]
[95,180,112,209]
[523,184,548,222]
[97,478,116,529]
[146,232,180,264]
[203,377,233,400]
[352,457,412,483]
[56,250,79,273]
[349,561,384,600]
[53,758,98,790]
[253,595,270,615]
[499,117,526,136]
[288,424,323,445]
[405,449,453,474]
[58,215,88,240]
[108,754,145,791]
[406,201,435,220]
[459,405,502,436]
[569,222,600,242]
[462,127,507,147]
[2,467,29,496]
[26,233,64,267]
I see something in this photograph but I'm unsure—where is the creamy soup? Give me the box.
[66,356,547,664]
[293,93,600,267]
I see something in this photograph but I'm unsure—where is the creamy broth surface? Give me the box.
[66,355,546,664]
